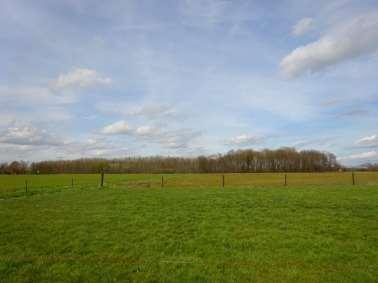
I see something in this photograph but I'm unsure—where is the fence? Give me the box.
[0,172,378,199]
[109,172,378,188]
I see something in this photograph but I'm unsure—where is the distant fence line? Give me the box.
[103,171,376,188]
[1,172,378,199]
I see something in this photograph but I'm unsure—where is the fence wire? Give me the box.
[1,172,378,199]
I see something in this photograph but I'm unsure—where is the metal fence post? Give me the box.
[161,176,164,188]
[71,177,74,188]
[222,174,225,188]
[284,173,287,186]
[352,172,355,186]
[25,180,28,193]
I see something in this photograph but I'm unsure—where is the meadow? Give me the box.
[0,173,377,282]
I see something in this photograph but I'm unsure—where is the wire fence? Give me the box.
[1,172,378,199]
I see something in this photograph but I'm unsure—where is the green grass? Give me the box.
[0,184,377,282]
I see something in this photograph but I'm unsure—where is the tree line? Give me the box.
[0,148,342,174]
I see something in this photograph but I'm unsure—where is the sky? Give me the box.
[1,0,378,166]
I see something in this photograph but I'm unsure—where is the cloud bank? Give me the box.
[355,135,378,147]
[0,123,62,146]
[339,150,378,161]
[51,68,112,91]
[101,120,201,150]
[101,121,130,135]
[281,13,378,77]
[227,134,262,146]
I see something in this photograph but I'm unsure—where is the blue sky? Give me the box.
[1,0,378,165]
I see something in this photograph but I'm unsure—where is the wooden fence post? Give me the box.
[100,170,104,188]
[352,172,355,186]
[25,180,28,193]
[161,176,164,188]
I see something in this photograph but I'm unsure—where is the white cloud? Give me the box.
[135,126,160,136]
[59,137,132,159]
[227,134,262,146]
[128,105,177,119]
[95,102,177,120]
[0,122,62,146]
[292,137,334,149]
[133,126,201,150]
[101,120,201,150]
[0,134,135,162]
[51,68,112,91]
[355,135,378,147]
[101,120,130,135]
[281,13,378,77]
[155,128,201,149]
[339,150,378,161]
[292,18,314,36]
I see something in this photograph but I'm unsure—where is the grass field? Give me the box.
[0,175,378,282]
